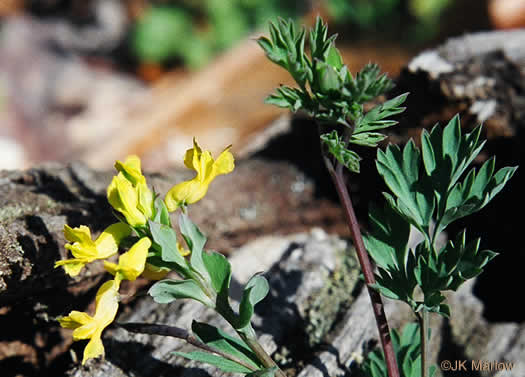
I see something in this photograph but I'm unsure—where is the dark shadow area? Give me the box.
[30,170,79,203]
[105,339,189,377]
[0,356,39,377]
[438,320,481,377]
[252,242,313,370]
[0,214,106,377]
[254,115,389,226]
[445,135,524,323]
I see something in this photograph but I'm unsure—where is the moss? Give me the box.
[304,245,361,346]
[0,198,61,225]
[0,204,31,223]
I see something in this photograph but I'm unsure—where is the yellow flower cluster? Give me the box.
[165,138,234,211]
[56,140,234,365]
[107,155,154,227]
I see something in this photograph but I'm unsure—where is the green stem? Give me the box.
[323,156,400,377]
[118,322,258,372]
[237,326,287,377]
[418,310,429,377]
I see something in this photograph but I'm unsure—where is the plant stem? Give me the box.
[238,328,287,377]
[418,310,429,377]
[117,322,258,372]
[323,157,400,377]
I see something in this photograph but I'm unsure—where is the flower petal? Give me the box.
[137,182,154,219]
[104,238,151,281]
[164,179,207,210]
[213,147,235,176]
[94,280,120,315]
[54,259,88,277]
[82,330,105,365]
[115,155,145,185]
[142,263,170,280]
[165,139,235,210]
[72,320,98,341]
[94,223,131,258]
[184,138,203,171]
[107,173,147,227]
[58,311,93,329]
[64,225,93,245]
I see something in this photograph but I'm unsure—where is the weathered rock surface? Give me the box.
[2,29,525,377]
[393,29,525,144]
[0,159,344,375]
[64,230,525,377]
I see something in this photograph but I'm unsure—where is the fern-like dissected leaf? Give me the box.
[360,323,436,377]
[257,18,311,87]
[260,16,407,177]
[376,140,434,233]
[264,86,310,112]
[320,130,361,173]
[438,157,517,233]
[371,116,516,316]
[354,93,408,134]
[347,63,395,103]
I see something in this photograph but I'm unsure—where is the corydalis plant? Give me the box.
[363,116,516,377]
[259,16,407,377]
[258,17,407,173]
[360,323,437,377]
[56,141,283,376]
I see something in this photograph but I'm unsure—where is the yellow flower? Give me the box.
[107,173,147,227]
[142,263,170,280]
[107,156,154,227]
[164,139,234,211]
[59,279,120,364]
[55,223,131,276]
[115,155,154,219]
[104,237,151,282]
[114,155,146,186]
[141,241,189,280]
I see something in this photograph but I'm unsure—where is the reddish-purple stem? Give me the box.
[324,157,400,377]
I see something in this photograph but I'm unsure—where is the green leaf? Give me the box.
[440,231,498,291]
[369,282,401,300]
[422,117,486,193]
[148,279,213,307]
[326,44,344,70]
[202,251,231,294]
[309,16,331,62]
[173,351,253,373]
[202,251,232,311]
[246,367,279,376]
[257,18,311,86]
[376,140,434,231]
[237,274,270,330]
[179,213,210,283]
[148,220,189,272]
[314,59,342,94]
[192,321,261,369]
[350,132,387,147]
[264,86,310,112]
[439,157,517,232]
[321,130,362,173]
[354,93,408,134]
[359,323,436,377]
[347,63,395,103]
[153,196,171,226]
[364,203,410,271]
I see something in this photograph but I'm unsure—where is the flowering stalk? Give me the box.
[118,322,259,373]
[258,16,406,377]
[323,154,399,377]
